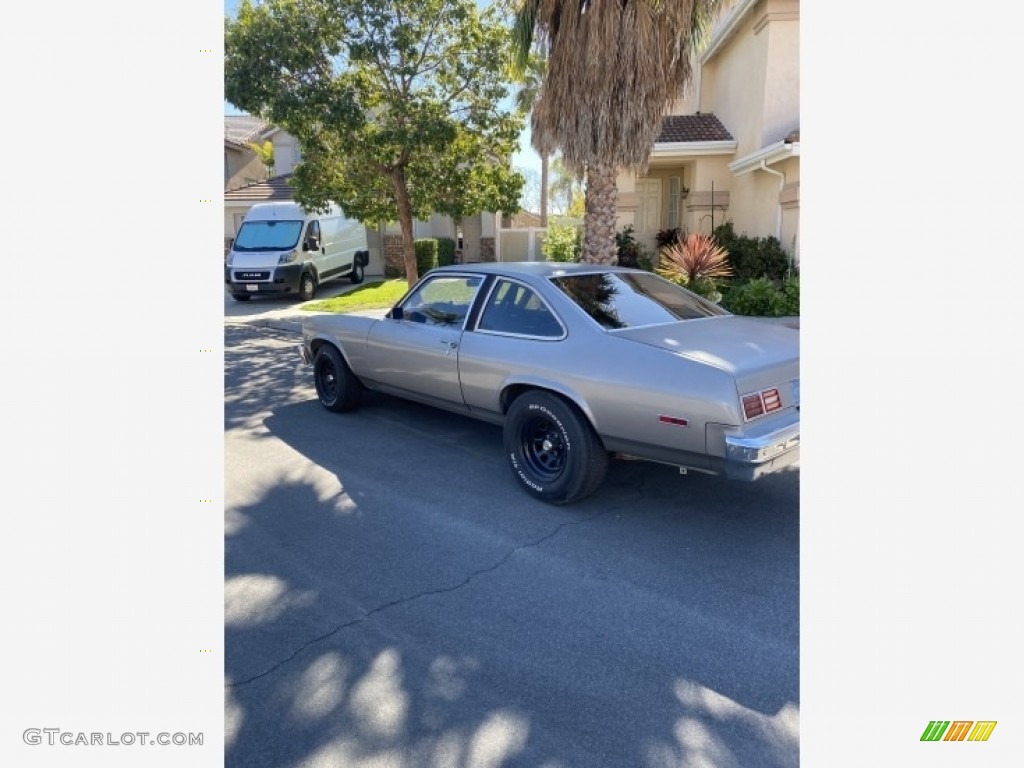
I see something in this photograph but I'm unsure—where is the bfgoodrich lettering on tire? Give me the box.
[503,390,608,504]
[313,345,362,413]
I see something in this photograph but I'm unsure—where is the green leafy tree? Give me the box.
[245,140,274,177]
[226,0,525,284]
[548,154,583,215]
[512,0,722,264]
[511,51,549,225]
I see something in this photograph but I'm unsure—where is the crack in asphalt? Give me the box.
[227,504,623,689]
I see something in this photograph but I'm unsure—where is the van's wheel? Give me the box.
[350,262,365,284]
[503,390,608,504]
[231,293,251,302]
[313,345,362,413]
[299,272,317,301]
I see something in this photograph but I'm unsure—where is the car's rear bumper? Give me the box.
[722,415,800,480]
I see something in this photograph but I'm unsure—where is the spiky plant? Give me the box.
[657,232,731,294]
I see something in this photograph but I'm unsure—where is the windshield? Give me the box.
[232,220,303,251]
[551,272,729,330]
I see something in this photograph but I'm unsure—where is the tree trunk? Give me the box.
[540,153,549,227]
[390,167,419,284]
[581,164,618,264]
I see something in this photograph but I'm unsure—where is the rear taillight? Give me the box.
[742,387,782,421]
[742,394,764,419]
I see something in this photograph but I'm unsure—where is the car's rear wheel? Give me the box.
[503,390,608,504]
[350,262,365,284]
[231,293,251,302]
[299,272,317,301]
[313,345,361,412]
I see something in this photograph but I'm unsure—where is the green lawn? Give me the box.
[301,279,409,313]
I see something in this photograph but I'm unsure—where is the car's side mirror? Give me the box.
[389,306,404,321]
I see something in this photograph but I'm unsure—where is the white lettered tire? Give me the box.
[503,390,608,504]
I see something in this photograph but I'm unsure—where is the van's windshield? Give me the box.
[232,220,303,251]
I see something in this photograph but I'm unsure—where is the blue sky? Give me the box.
[223,0,541,174]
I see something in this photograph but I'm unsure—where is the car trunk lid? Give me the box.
[611,316,799,396]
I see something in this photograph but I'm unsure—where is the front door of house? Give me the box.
[635,179,662,235]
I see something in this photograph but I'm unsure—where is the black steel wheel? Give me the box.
[503,390,608,504]
[313,345,361,413]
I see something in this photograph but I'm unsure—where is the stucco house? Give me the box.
[224,115,271,191]
[617,0,799,264]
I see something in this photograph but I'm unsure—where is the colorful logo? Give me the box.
[921,721,997,742]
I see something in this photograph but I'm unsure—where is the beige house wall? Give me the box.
[761,2,800,146]
[626,0,799,257]
[272,132,301,176]
[225,147,266,191]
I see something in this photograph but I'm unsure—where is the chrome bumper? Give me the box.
[724,417,800,480]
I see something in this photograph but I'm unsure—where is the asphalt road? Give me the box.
[225,322,800,768]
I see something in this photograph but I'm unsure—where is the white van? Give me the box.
[225,202,369,302]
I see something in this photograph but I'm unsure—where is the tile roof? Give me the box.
[656,114,734,143]
[225,114,269,145]
[224,174,294,202]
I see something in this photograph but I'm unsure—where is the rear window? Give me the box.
[551,272,727,330]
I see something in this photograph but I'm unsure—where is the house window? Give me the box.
[668,177,681,229]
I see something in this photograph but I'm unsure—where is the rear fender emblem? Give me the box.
[658,415,689,428]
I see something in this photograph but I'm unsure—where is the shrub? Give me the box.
[655,227,682,249]
[712,222,791,282]
[542,223,581,262]
[780,276,800,316]
[615,225,642,267]
[436,237,456,267]
[722,278,787,316]
[614,225,656,270]
[657,232,732,302]
[414,238,439,275]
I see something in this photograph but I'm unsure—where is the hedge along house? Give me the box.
[223,118,500,276]
[616,0,800,265]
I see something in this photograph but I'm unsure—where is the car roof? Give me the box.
[429,261,639,279]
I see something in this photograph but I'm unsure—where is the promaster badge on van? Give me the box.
[225,202,369,301]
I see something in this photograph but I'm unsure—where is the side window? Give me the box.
[305,221,320,248]
[478,279,564,338]
[400,275,483,327]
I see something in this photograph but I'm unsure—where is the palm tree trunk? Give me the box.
[582,163,618,264]
[540,152,549,227]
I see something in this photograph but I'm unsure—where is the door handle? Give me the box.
[439,340,458,349]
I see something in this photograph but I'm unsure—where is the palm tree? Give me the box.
[512,0,722,264]
[512,51,550,227]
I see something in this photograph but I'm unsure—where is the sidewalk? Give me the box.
[223,280,380,333]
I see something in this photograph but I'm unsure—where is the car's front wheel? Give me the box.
[231,293,251,302]
[299,272,317,302]
[313,345,361,412]
[503,390,608,504]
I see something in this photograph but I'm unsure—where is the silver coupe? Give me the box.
[299,262,799,504]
